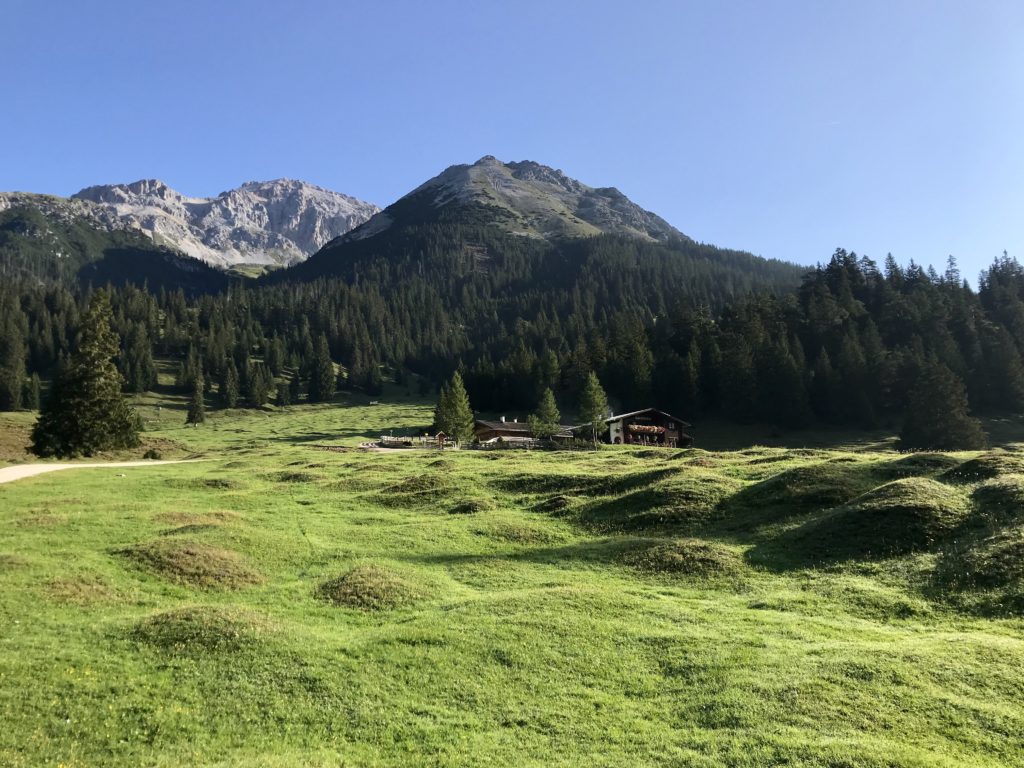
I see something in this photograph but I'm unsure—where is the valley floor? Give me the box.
[1,395,1023,767]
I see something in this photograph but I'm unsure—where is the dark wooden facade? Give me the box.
[604,408,692,447]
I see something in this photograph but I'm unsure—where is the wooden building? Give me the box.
[474,416,574,444]
[603,408,692,447]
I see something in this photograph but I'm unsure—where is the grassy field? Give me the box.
[1,392,1023,767]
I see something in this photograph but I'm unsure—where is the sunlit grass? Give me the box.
[0,397,1022,766]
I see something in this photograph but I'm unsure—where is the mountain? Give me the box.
[0,195,227,293]
[71,179,379,268]
[340,155,686,246]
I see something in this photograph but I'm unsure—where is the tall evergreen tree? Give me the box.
[220,360,239,408]
[529,387,561,441]
[434,371,475,444]
[31,291,140,457]
[900,359,986,450]
[276,378,291,407]
[22,373,41,411]
[186,372,205,424]
[308,334,336,403]
[578,372,609,444]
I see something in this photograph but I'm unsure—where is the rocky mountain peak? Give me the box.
[68,179,379,267]
[357,155,686,245]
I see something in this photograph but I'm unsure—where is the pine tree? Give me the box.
[289,372,302,403]
[0,321,26,411]
[900,359,986,450]
[529,387,561,441]
[276,378,291,407]
[578,372,609,444]
[220,360,239,408]
[308,334,336,403]
[22,373,41,411]
[186,372,205,424]
[31,291,141,457]
[434,371,475,444]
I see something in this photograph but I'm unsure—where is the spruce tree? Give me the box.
[22,373,41,411]
[900,359,986,450]
[220,360,239,408]
[529,387,561,441]
[276,379,291,407]
[186,372,205,424]
[309,334,336,403]
[578,372,609,445]
[31,291,141,457]
[0,326,25,411]
[434,371,475,444]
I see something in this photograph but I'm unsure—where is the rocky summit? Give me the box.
[70,179,379,268]
[344,155,688,245]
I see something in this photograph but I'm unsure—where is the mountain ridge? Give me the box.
[70,178,379,267]
[337,155,688,247]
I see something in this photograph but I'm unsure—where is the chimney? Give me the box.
[500,416,505,423]
[513,418,518,423]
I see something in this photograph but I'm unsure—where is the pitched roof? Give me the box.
[604,408,691,428]
[475,419,574,437]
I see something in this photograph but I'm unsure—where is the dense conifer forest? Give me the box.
[3,212,1024,447]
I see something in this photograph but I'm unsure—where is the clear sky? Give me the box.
[5,0,1024,281]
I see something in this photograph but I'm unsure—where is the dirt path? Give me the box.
[0,460,201,485]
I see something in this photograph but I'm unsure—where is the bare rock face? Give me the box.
[70,179,379,267]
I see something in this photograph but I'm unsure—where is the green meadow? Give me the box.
[1,392,1023,767]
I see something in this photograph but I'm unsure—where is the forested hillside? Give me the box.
[3,233,1024,444]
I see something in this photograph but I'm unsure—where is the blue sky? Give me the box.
[5,0,1023,281]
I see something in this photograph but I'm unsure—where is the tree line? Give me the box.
[3,244,1023,450]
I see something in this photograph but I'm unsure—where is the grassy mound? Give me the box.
[941,449,1024,483]
[132,606,270,653]
[971,475,1024,526]
[580,471,742,532]
[937,526,1024,591]
[379,473,454,506]
[880,453,963,479]
[46,575,117,604]
[118,539,262,589]
[274,471,322,483]
[779,478,969,564]
[473,522,563,544]
[15,512,67,527]
[316,564,425,610]
[621,538,742,577]
[166,477,241,490]
[450,497,495,515]
[535,494,574,514]
[493,471,604,495]
[723,461,881,527]
[153,510,241,526]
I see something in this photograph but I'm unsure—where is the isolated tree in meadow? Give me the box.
[529,387,561,441]
[434,371,475,444]
[578,372,609,445]
[900,358,986,450]
[31,290,140,457]
[308,334,336,403]
[186,372,205,424]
